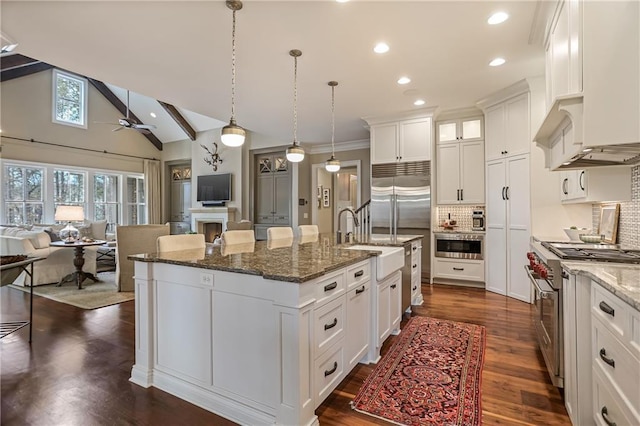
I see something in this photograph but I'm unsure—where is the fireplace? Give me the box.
[201,222,223,243]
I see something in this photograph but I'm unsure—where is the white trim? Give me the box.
[362,106,437,127]
[52,69,89,129]
[308,139,370,155]
[311,160,361,230]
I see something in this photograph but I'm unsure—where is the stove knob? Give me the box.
[530,259,535,268]
[533,263,540,274]
[540,268,548,279]
[527,252,534,261]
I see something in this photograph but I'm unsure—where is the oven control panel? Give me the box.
[527,252,551,279]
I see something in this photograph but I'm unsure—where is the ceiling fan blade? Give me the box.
[112,126,123,132]
[136,128,152,134]
[134,124,156,130]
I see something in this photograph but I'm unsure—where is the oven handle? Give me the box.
[524,265,555,297]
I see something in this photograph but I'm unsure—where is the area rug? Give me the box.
[8,271,134,310]
[351,316,486,426]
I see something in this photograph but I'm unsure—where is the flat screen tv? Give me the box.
[197,173,232,206]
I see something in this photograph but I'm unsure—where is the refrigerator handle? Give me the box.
[393,194,398,236]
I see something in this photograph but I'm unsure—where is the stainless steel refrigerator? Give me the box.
[370,161,431,310]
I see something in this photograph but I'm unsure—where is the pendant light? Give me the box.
[325,81,341,172]
[220,0,246,147]
[285,49,305,163]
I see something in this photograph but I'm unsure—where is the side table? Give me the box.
[50,240,106,289]
[1,256,44,342]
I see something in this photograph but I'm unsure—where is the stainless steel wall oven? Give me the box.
[434,233,483,260]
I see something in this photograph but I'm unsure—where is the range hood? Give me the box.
[534,94,640,170]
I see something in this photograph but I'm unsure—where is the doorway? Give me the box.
[311,160,361,234]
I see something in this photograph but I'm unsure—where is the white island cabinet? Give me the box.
[130,253,381,426]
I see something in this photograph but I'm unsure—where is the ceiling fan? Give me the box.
[101,89,157,134]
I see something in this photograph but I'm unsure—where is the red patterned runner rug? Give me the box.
[351,316,486,425]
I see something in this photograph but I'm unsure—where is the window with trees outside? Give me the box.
[127,176,146,225]
[52,69,88,128]
[3,165,45,224]
[1,161,143,227]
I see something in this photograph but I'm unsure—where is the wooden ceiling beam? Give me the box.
[1,53,39,71]
[88,78,163,151]
[158,101,196,141]
[1,61,53,82]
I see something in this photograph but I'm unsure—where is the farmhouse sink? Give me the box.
[345,245,404,281]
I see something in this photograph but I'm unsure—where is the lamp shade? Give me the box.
[325,156,341,172]
[221,119,246,147]
[286,145,305,163]
[54,205,85,222]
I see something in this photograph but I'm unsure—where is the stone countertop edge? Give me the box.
[562,261,640,312]
[128,250,377,283]
[433,229,486,234]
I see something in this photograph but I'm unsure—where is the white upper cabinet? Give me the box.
[559,167,631,203]
[437,117,483,143]
[368,114,433,165]
[534,0,640,169]
[436,140,485,205]
[484,93,530,161]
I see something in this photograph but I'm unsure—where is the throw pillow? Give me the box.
[45,229,61,242]
[89,220,108,240]
[77,226,93,240]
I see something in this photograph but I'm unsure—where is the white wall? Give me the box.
[0,69,160,172]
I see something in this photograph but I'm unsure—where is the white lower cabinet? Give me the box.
[314,338,345,404]
[345,280,370,370]
[369,270,402,363]
[390,274,402,334]
[433,258,484,282]
[590,283,640,425]
[376,277,391,346]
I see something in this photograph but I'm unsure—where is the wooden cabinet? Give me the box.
[370,117,432,164]
[559,167,631,204]
[436,140,485,204]
[484,93,530,161]
[170,180,191,222]
[437,117,483,143]
[591,283,640,426]
[485,155,531,302]
[255,153,290,226]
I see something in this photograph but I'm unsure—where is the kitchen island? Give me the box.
[128,234,420,426]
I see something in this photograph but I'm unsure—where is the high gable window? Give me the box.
[52,69,88,128]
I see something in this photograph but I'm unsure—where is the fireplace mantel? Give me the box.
[189,207,236,234]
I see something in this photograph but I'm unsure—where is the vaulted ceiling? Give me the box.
[0,1,547,147]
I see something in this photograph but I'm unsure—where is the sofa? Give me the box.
[0,224,102,286]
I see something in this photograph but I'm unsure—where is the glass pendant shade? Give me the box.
[325,156,340,172]
[221,119,246,147]
[286,145,305,163]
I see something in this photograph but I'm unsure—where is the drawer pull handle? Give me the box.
[601,407,616,426]
[324,318,338,331]
[599,301,615,317]
[412,286,417,291]
[354,270,364,278]
[599,348,615,368]
[391,284,397,289]
[413,264,417,268]
[324,282,338,292]
[324,361,338,377]
[453,267,464,271]
[413,246,417,251]
[355,286,366,295]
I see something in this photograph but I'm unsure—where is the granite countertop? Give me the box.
[128,233,414,283]
[562,261,640,311]
[344,233,423,246]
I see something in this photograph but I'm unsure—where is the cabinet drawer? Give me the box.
[593,316,640,408]
[314,339,345,407]
[592,284,629,343]
[592,367,640,426]
[433,258,484,282]
[314,296,345,356]
[346,260,370,290]
[315,271,345,307]
[273,216,289,224]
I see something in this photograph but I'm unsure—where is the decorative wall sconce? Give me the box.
[201,142,223,171]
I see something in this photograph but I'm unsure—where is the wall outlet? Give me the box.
[200,272,214,286]
[303,213,308,219]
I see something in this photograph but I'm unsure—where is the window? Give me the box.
[52,69,88,128]
[94,174,120,233]
[53,169,86,215]
[3,165,44,225]
[127,176,146,225]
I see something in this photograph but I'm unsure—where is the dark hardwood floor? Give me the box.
[1,282,570,425]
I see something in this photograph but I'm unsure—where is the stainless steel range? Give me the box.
[526,240,640,388]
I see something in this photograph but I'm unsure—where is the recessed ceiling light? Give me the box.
[336,0,349,3]
[414,99,426,106]
[150,112,157,118]
[489,57,506,67]
[397,76,411,85]
[374,42,389,54]
[488,12,509,25]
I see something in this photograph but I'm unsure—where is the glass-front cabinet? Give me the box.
[437,117,483,143]
[254,152,291,239]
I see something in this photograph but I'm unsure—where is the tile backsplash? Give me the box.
[592,165,640,248]
[436,205,484,231]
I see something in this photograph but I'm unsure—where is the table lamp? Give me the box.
[54,205,84,243]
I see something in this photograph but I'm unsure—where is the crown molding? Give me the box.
[308,139,369,155]
[476,79,532,111]
[361,106,438,127]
